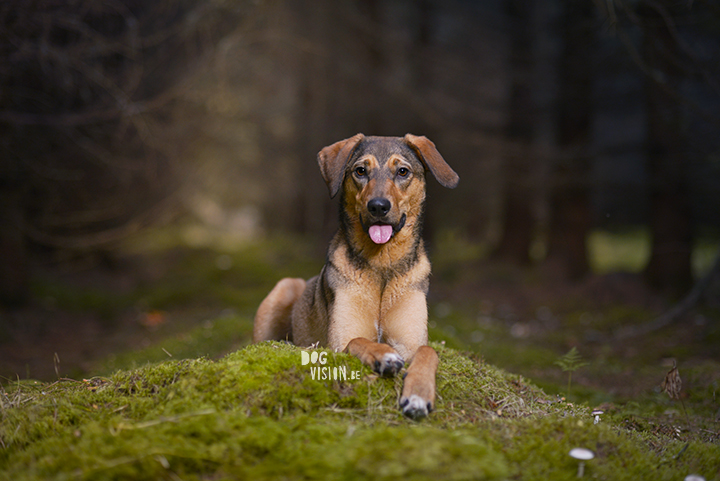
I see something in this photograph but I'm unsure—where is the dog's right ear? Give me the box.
[317,133,365,198]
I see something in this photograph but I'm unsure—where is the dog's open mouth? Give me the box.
[365,214,406,245]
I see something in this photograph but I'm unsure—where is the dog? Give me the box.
[253,133,459,419]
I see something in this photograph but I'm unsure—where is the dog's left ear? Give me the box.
[404,134,459,189]
[318,133,365,198]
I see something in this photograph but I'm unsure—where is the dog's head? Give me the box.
[318,134,459,245]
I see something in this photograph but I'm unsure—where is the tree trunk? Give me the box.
[0,160,28,306]
[495,0,535,265]
[545,0,595,279]
[641,0,693,293]
[294,0,333,237]
[259,0,337,239]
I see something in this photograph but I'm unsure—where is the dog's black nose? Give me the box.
[367,198,391,217]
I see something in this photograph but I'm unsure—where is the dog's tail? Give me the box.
[253,278,306,343]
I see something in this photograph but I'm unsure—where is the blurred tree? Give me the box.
[639,0,694,292]
[254,0,335,237]
[495,0,536,265]
[293,0,336,236]
[545,0,595,279]
[596,0,720,293]
[0,156,27,305]
[0,0,252,304]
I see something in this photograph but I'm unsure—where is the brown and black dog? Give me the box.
[253,133,459,419]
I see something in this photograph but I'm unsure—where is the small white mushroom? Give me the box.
[591,409,604,424]
[569,448,595,477]
[684,476,706,481]
[569,448,595,460]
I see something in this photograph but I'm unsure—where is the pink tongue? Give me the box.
[369,224,393,244]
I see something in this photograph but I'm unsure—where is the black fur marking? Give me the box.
[318,266,335,308]
[393,214,407,235]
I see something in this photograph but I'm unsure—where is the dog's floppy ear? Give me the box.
[317,133,365,198]
[404,134,459,189]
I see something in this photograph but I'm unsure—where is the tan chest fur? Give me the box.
[329,241,430,326]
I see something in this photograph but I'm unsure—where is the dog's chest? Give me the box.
[329,243,431,315]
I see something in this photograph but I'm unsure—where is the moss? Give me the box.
[493,416,719,481]
[2,343,719,481]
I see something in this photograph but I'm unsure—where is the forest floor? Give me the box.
[1,227,719,479]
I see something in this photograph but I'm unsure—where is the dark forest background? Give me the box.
[1,0,720,309]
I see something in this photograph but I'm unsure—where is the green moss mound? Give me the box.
[2,343,718,480]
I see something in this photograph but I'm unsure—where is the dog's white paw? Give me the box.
[374,352,404,377]
[399,394,432,420]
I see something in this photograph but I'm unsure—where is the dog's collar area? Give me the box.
[360,213,406,245]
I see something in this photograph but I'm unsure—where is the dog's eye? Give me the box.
[397,167,409,177]
[354,166,366,177]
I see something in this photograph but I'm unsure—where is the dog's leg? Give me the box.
[343,337,405,377]
[399,346,439,419]
[330,290,405,377]
[381,290,437,419]
[253,278,306,343]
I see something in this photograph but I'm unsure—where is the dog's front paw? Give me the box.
[373,352,404,377]
[344,338,405,377]
[399,394,433,420]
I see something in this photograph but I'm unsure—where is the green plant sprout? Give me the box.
[554,347,589,399]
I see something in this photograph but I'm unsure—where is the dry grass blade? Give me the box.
[661,360,689,423]
[661,361,682,400]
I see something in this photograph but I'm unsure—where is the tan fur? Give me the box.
[253,278,305,343]
[401,346,439,405]
[253,134,458,419]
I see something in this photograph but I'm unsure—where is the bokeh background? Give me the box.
[1,0,719,396]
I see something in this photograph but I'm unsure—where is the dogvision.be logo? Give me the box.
[300,350,361,381]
